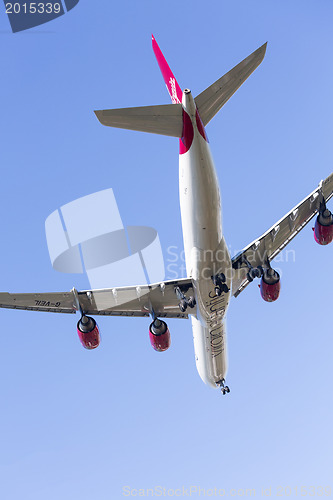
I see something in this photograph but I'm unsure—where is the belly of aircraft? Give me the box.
[179,135,232,388]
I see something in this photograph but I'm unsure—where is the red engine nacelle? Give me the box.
[149,319,171,352]
[313,209,333,245]
[260,269,280,302]
[77,316,100,349]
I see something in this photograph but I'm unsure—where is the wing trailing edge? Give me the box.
[0,278,195,319]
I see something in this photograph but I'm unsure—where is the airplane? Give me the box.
[0,36,332,394]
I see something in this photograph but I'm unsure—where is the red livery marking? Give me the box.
[260,278,280,302]
[196,109,208,142]
[152,35,182,104]
[77,316,100,349]
[149,320,171,351]
[313,217,333,245]
[77,324,100,350]
[179,109,194,154]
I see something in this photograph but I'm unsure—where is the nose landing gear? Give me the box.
[217,379,230,395]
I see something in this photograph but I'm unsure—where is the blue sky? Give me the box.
[0,1,333,498]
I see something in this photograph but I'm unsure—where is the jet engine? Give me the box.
[77,315,100,349]
[149,319,171,352]
[313,209,333,245]
[260,268,280,302]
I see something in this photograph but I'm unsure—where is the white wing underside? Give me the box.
[232,173,333,297]
[0,278,194,319]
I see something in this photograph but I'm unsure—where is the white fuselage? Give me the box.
[179,90,232,388]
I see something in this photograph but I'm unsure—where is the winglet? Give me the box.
[152,34,183,104]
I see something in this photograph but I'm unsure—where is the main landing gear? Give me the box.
[217,379,230,395]
[211,273,229,296]
[175,286,196,313]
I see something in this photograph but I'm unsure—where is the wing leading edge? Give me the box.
[0,278,195,319]
[232,173,333,297]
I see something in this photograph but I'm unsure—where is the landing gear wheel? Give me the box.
[179,299,187,313]
[221,283,229,293]
[217,378,230,395]
[187,296,196,308]
[219,273,226,283]
[215,286,222,296]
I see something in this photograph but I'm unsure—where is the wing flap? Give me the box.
[78,278,193,318]
[0,278,195,319]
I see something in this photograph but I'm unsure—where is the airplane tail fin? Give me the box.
[94,35,184,137]
[152,34,183,104]
[195,43,267,126]
[95,39,267,136]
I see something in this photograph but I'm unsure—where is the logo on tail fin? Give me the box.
[152,35,183,104]
[169,78,181,104]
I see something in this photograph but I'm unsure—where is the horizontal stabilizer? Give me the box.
[195,43,267,126]
[95,103,183,137]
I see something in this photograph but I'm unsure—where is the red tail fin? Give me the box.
[152,35,183,104]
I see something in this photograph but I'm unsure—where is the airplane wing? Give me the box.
[0,277,195,319]
[231,173,333,297]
